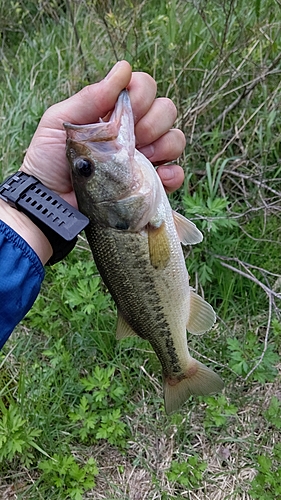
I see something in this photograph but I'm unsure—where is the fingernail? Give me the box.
[105,61,122,80]
[138,144,155,159]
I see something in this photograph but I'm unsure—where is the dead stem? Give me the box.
[245,293,272,381]
[218,260,281,301]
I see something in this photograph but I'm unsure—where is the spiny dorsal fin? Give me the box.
[116,312,138,340]
[172,211,203,245]
[186,289,216,334]
[163,358,224,414]
[148,221,170,270]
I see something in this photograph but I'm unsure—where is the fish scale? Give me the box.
[64,89,224,414]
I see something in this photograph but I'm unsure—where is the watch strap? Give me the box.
[0,171,89,265]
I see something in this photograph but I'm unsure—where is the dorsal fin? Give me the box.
[172,211,203,245]
[186,289,216,334]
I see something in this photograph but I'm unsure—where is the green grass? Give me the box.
[1,0,281,498]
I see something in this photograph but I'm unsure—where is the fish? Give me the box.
[63,90,224,414]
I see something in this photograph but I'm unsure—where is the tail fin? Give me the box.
[163,358,224,415]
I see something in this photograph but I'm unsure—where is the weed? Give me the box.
[69,366,130,447]
[226,332,279,383]
[38,454,98,500]
[183,191,238,235]
[264,396,281,430]
[202,394,238,430]
[182,189,238,286]
[272,319,281,349]
[25,254,115,356]
[250,444,281,499]
[0,402,42,467]
[166,454,207,489]
[43,338,72,369]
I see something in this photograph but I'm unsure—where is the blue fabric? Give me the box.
[0,220,45,349]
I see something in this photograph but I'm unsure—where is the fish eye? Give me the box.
[75,158,94,177]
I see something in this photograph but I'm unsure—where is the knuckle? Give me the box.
[77,84,93,100]
[135,119,157,145]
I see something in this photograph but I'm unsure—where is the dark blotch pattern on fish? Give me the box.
[86,223,182,376]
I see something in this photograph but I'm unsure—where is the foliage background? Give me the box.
[0,0,281,498]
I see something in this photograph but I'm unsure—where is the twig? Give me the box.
[189,346,239,377]
[232,203,281,218]
[75,244,91,252]
[140,365,162,392]
[0,344,16,369]
[216,256,279,380]
[215,255,281,279]
[98,15,119,62]
[220,261,281,299]
[245,293,272,381]
[24,469,45,500]
[205,51,281,132]
[210,100,266,165]
[223,169,281,198]
[65,0,91,82]
[183,39,261,121]
[218,261,281,300]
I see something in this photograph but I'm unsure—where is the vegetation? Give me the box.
[0,0,281,498]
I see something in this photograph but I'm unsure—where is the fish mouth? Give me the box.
[63,90,135,153]
[63,120,119,143]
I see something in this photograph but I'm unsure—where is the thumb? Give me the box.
[45,60,132,126]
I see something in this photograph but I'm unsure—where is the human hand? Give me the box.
[20,60,185,207]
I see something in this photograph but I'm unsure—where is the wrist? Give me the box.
[0,198,53,264]
[0,171,88,265]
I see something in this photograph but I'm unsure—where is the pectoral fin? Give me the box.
[148,221,170,269]
[172,211,203,245]
[116,312,138,340]
[163,358,224,414]
[186,289,216,334]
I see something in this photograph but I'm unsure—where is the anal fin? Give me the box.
[187,289,216,334]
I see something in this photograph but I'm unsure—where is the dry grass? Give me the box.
[84,369,279,500]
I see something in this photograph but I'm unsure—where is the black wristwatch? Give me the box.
[0,171,89,265]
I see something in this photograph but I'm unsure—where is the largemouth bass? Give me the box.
[64,90,223,414]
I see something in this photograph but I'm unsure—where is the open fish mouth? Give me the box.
[64,89,135,152]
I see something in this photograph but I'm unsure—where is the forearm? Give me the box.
[0,199,53,265]
[0,216,45,349]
